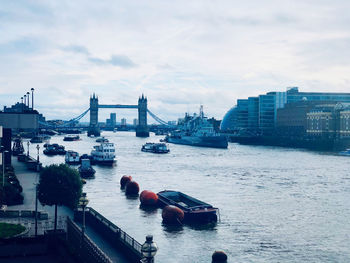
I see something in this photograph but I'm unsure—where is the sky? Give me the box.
[1,0,350,123]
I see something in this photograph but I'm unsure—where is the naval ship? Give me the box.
[165,106,228,149]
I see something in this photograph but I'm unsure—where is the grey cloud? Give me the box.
[61,45,90,55]
[0,37,43,55]
[61,45,136,68]
[88,55,136,68]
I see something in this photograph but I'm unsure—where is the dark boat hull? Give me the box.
[93,160,116,166]
[167,136,228,149]
[157,191,218,223]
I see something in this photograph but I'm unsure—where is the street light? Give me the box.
[79,192,89,247]
[141,235,158,263]
[1,148,9,187]
[31,88,34,110]
[35,184,38,236]
[23,95,26,109]
[26,91,30,107]
[27,141,30,157]
[36,144,40,162]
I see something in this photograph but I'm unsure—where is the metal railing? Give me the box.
[67,217,112,263]
[88,207,142,256]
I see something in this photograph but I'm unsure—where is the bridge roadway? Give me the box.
[98,104,138,109]
[9,157,131,263]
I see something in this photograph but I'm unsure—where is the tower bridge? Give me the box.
[39,94,174,137]
[88,94,150,137]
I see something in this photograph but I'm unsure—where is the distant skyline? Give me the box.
[1,1,350,122]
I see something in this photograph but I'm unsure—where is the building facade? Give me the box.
[221,87,350,137]
[340,110,350,137]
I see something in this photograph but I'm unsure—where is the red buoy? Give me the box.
[125,181,139,196]
[140,190,158,206]
[161,205,184,224]
[120,175,132,188]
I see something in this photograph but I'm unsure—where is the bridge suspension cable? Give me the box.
[39,108,90,128]
[147,109,176,127]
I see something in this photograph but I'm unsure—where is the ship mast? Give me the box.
[199,105,204,119]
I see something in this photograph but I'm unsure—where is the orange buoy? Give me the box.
[161,205,184,224]
[125,181,139,196]
[120,175,132,188]
[212,251,228,263]
[140,190,158,206]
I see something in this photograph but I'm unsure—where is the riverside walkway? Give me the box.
[3,157,131,263]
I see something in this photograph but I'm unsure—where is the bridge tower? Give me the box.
[136,94,149,137]
[88,93,101,137]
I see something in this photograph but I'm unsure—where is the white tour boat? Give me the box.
[91,142,116,165]
[65,150,80,164]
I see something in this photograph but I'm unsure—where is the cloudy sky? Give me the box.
[1,0,350,123]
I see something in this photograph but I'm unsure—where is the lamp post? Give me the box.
[31,88,34,110]
[1,148,8,187]
[79,192,89,248]
[26,92,30,107]
[36,144,40,162]
[23,95,26,109]
[35,184,38,236]
[141,235,158,263]
[27,141,30,157]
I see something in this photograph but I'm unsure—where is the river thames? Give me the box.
[33,131,350,263]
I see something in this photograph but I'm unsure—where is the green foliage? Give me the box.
[0,223,26,238]
[0,172,24,206]
[38,164,82,209]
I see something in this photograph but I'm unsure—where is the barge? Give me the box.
[157,190,218,223]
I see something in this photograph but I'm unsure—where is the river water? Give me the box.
[31,131,350,262]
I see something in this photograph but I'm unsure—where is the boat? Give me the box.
[165,106,228,149]
[30,136,43,143]
[96,137,109,143]
[141,143,170,153]
[63,135,80,141]
[12,137,24,156]
[43,144,66,155]
[79,154,96,165]
[339,149,350,156]
[78,159,96,178]
[157,190,218,223]
[91,142,116,165]
[65,150,80,164]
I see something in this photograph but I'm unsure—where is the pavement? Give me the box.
[1,156,130,263]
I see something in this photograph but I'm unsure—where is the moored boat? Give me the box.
[43,144,66,155]
[30,136,43,143]
[12,137,24,156]
[96,137,109,143]
[91,142,116,165]
[157,190,218,223]
[63,134,80,141]
[65,150,80,164]
[78,159,96,178]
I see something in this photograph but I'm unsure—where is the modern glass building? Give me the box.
[221,87,350,134]
[236,99,249,129]
[248,97,259,130]
[287,87,350,103]
[220,107,237,131]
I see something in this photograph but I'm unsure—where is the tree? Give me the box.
[38,164,82,232]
